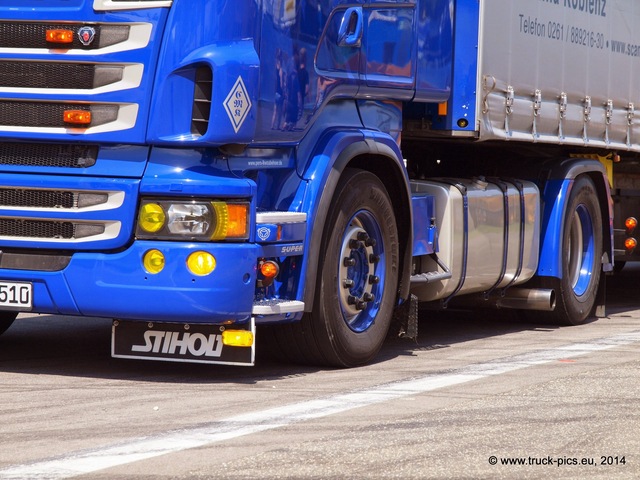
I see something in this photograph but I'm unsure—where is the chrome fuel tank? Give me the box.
[410,178,540,302]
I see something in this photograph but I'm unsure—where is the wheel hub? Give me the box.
[338,225,379,320]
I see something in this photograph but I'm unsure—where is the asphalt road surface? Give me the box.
[1,267,639,479]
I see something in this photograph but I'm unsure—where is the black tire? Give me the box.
[540,176,602,325]
[266,169,399,367]
[0,311,18,336]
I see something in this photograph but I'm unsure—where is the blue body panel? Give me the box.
[537,179,570,278]
[67,241,257,322]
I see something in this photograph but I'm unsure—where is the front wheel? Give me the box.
[265,169,400,367]
[541,176,603,325]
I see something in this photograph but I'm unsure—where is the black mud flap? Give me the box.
[111,318,255,366]
[389,294,419,341]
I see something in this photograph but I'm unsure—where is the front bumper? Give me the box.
[0,241,258,324]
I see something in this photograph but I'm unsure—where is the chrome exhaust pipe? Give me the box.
[495,288,556,311]
[444,288,556,312]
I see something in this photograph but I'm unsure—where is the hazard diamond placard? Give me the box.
[224,76,252,133]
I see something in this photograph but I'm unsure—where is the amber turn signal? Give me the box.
[46,29,74,44]
[63,110,92,125]
[624,237,637,252]
[625,217,638,234]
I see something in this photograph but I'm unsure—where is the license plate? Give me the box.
[0,281,32,310]
[112,319,255,366]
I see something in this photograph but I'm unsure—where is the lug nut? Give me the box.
[343,279,354,289]
[355,300,366,310]
[349,239,362,249]
[368,275,380,284]
[364,237,377,247]
[348,295,358,305]
[343,257,356,267]
[369,254,380,264]
[363,292,375,302]
[357,232,369,241]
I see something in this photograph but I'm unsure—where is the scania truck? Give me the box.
[0,0,636,366]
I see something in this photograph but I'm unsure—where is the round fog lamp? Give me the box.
[143,249,165,274]
[187,251,217,276]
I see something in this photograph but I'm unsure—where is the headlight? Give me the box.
[136,199,249,241]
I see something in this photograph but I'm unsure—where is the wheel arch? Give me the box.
[537,158,614,279]
[299,131,413,311]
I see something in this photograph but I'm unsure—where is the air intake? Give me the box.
[191,67,213,136]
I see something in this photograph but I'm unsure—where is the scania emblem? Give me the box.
[77,26,96,46]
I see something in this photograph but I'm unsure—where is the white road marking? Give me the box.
[1,331,639,479]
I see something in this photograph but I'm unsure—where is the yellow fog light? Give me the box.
[222,329,254,347]
[139,203,166,233]
[187,251,216,276]
[143,249,165,274]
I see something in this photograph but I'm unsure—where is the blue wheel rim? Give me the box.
[337,210,386,333]
[568,203,595,297]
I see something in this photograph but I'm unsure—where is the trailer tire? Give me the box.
[542,176,602,325]
[0,312,18,336]
[266,169,399,367]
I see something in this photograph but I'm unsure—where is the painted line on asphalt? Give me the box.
[1,331,639,479]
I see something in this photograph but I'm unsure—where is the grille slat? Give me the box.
[0,22,129,50]
[0,219,74,239]
[0,101,118,128]
[0,62,95,89]
[0,189,75,209]
[0,143,97,168]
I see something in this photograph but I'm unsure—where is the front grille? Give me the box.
[0,62,93,89]
[0,62,125,90]
[0,251,71,272]
[0,22,129,50]
[0,218,74,239]
[0,218,106,240]
[0,189,75,209]
[0,101,118,128]
[0,143,97,168]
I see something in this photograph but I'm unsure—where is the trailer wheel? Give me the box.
[0,312,18,336]
[265,169,399,367]
[545,176,602,325]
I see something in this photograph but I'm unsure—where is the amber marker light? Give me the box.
[221,329,254,347]
[625,217,638,234]
[625,237,637,252]
[46,29,74,44]
[63,110,92,126]
[260,260,279,279]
